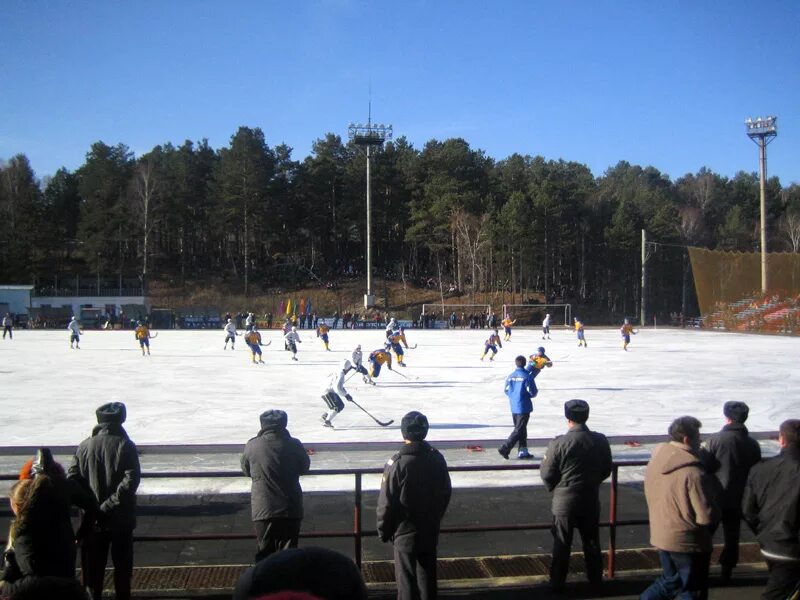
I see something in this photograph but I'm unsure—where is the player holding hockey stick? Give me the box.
[526,346,553,378]
[620,318,638,351]
[351,344,375,385]
[223,318,239,350]
[134,320,154,356]
[316,319,331,351]
[244,325,265,364]
[284,326,302,361]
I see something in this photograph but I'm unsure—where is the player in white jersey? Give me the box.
[351,344,374,385]
[542,313,551,340]
[284,326,302,361]
[320,359,356,428]
[223,318,238,350]
[68,316,82,349]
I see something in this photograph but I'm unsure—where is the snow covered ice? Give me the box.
[0,326,795,492]
[2,326,797,445]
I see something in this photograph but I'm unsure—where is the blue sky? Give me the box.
[2,0,798,184]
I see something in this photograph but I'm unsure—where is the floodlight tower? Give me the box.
[745,116,778,293]
[348,115,392,308]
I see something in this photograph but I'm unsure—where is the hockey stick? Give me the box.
[349,398,393,427]
[261,340,272,347]
[149,331,159,338]
[407,343,418,349]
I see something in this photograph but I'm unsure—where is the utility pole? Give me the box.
[641,229,646,327]
[745,116,778,293]
[348,110,392,309]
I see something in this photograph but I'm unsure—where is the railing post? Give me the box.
[608,465,618,579]
[354,472,363,569]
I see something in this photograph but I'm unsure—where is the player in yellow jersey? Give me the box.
[501,316,517,341]
[317,320,331,351]
[387,332,406,366]
[526,346,553,378]
[620,318,638,351]
[368,347,393,379]
[480,331,503,361]
[244,325,265,364]
[574,317,587,347]
[134,321,152,356]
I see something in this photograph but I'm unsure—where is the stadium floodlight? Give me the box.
[348,111,393,309]
[745,115,778,293]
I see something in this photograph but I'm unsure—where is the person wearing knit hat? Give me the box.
[540,400,611,593]
[242,410,310,562]
[377,411,451,600]
[68,402,140,600]
[702,401,761,582]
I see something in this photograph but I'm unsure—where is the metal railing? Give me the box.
[2,460,648,578]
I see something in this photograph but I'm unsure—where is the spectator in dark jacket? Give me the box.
[743,419,800,600]
[68,402,140,600]
[702,401,761,581]
[241,410,310,562]
[0,449,97,595]
[540,399,612,592]
[377,411,451,600]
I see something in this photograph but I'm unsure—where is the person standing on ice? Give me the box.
[574,317,587,348]
[620,318,637,351]
[542,313,552,340]
[316,319,331,351]
[245,325,265,364]
[134,321,152,356]
[480,330,503,361]
[385,317,397,339]
[223,318,238,350]
[284,326,302,361]
[501,315,516,341]
[498,355,537,460]
[351,345,374,385]
[2,313,12,340]
[245,312,255,332]
[320,359,356,428]
[68,316,82,349]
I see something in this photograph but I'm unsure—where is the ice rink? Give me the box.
[1,325,797,448]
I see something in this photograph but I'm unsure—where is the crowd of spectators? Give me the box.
[0,393,798,600]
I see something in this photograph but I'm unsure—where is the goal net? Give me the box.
[421,304,492,327]
[502,304,572,327]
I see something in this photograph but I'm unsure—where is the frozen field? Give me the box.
[1,326,797,448]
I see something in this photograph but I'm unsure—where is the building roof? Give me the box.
[0,285,34,291]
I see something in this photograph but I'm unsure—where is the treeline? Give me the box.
[1,126,799,318]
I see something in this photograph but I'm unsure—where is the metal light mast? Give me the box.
[745,116,778,293]
[348,114,392,308]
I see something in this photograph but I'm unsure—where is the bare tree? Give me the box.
[780,212,800,252]
[133,160,159,283]
[453,210,492,299]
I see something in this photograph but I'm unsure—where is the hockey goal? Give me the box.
[421,304,492,327]
[502,304,572,327]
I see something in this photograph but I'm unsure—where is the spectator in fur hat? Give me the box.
[540,400,612,592]
[377,411,451,600]
[241,410,310,562]
[68,402,140,600]
[702,401,761,582]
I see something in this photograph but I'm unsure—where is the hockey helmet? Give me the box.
[624,318,629,324]
[136,320,142,326]
[291,326,297,332]
[227,318,232,323]
[537,346,546,354]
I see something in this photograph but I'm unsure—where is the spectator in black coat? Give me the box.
[702,401,761,581]
[241,410,310,562]
[743,419,800,600]
[68,402,140,600]
[540,399,612,592]
[377,411,452,600]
